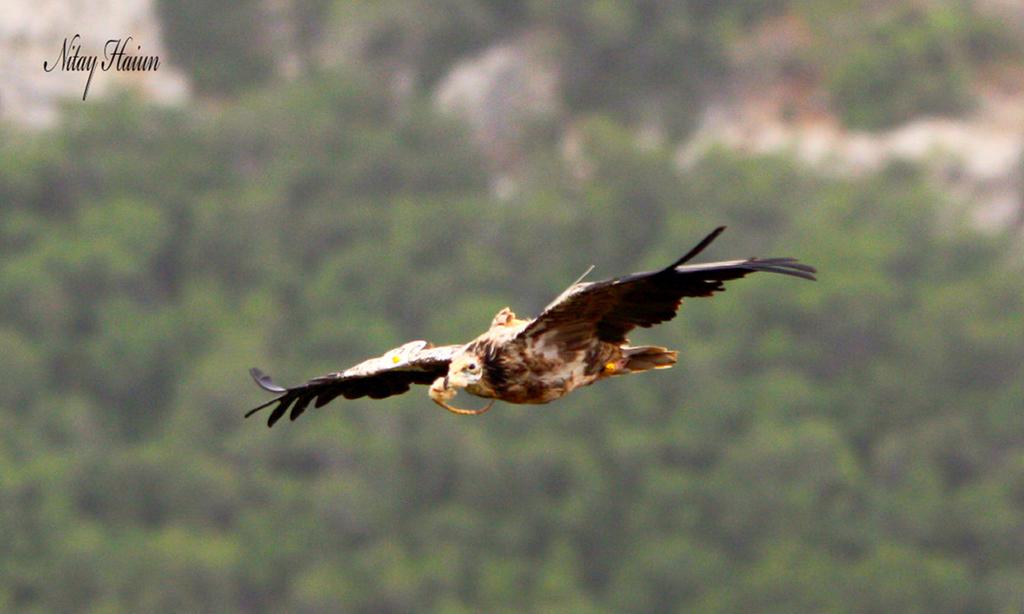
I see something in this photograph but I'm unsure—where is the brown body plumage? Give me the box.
[246,227,816,425]
[452,308,673,406]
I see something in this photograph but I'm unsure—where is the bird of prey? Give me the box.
[246,227,815,426]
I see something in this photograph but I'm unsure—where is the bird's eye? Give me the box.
[467,362,479,372]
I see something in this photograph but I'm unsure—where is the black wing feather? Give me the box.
[246,343,458,427]
[522,227,816,348]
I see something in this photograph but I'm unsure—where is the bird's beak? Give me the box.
[429,376,494,416]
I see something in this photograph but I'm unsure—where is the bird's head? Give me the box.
[428,351,494,415]
[446,353,485,389]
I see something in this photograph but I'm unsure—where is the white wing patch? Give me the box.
[340,341,456,378]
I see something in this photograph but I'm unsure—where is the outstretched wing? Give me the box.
[520,227,816,350]
[246,341,460,427]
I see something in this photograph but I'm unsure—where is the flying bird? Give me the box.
[246,227,815,426]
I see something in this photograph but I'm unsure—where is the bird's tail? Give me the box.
[621,345,678,372]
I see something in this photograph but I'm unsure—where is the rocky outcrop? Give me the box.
[680,83,1024,230]
[433,34,560,198]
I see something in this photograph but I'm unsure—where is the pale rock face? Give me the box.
[975,0,1024,34]
[674,9,1024,233]
[0,0,188,127]
[433,35,560,197]
[680,88,1024,232]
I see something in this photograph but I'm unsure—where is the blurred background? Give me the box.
[2,0,1024,611]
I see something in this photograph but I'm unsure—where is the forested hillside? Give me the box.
[2,1,1024,612]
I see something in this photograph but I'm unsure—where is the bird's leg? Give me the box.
[429,377,495,416]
